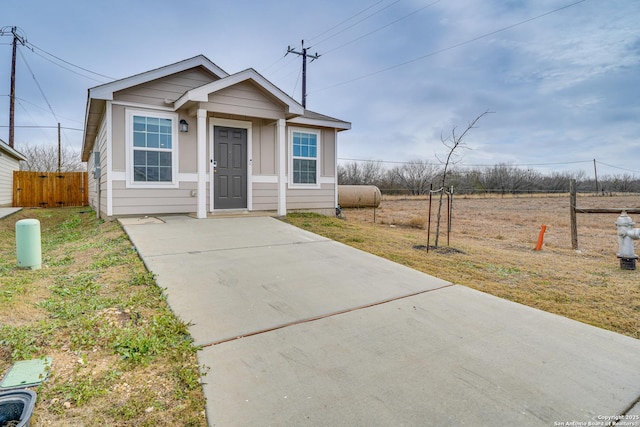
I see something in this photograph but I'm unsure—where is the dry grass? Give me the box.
[285,194,640,339]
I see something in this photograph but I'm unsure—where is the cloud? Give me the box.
[1,0,639,177]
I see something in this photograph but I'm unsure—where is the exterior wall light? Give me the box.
[179,119,188,133]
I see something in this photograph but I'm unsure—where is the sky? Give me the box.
[2,0,639,178]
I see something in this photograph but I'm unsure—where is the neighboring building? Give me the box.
[81,55,350,219]
[0,139,26,207]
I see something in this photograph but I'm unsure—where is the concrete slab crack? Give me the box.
[201,283,456,348]
[612,394,640,426]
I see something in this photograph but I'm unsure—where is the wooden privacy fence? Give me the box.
[13,171,88,208]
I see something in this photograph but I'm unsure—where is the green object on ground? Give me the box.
[15,218,42,270]
[0,357,52,390]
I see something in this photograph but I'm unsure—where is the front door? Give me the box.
[213,126,247,209]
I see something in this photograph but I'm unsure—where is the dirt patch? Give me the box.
[412,245,465,254]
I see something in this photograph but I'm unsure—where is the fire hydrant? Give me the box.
[615,211,640,270]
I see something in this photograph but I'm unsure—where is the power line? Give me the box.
[18,48,59,123]
[261,0,383,76]
[264,0,398,80]
[261,0,379,77]
[265,54,300,81]
[16,99,53,143]
[313,0,588,93]
[26,41,116,80]
[307,0,389,46]
[312,0,402,49]
[291,65,302,99]
[323,0,441,56]
[1,95,83,124]
[596,161,640,175]
[0,125,83,131]
[28,48,108,84]
[338,157,640,175]
[338,157,594,167]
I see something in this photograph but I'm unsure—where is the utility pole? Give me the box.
[286,40,319,109]
[593,158,599,195]
[3,26,27,148]
[58,122,61,173]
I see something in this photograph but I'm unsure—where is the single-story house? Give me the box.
[81,55,350,219]
[0,139,27,207]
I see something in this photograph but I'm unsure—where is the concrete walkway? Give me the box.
[0,207,21,220]
[121,215,640,427]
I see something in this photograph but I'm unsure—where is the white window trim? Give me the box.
[125,108,179,189]
[288,126,321,189]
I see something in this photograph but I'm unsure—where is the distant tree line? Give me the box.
[338,161,640,195]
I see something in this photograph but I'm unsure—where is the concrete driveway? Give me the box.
[121,215,640,427]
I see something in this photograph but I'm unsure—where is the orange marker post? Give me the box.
[535,225,547,251]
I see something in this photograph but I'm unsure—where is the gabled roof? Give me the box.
[175,68,304,116]
[89,55,228,101]
[83,55,229,161]
[0,138,27,161]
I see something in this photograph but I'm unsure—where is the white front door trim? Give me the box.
[209,118,253,213]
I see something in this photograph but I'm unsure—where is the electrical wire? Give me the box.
[291,66,302,99]
[0,125,83,131]
[311,0,402,49]
[28,48,108,84]
[339,158,640,176]
[8,96,83,124]
[323,0,441,55]
[307,0,386,45]
[18,48,60,123]
[313,0,588,93]
[16,99,53,143]
[264,55,299,80]
[596,161,640,175]
[264,0,399,76]
[26,41,116,80]
[338,157,594,167]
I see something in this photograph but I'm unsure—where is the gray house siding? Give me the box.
[207,82,285,121]
[111,181,197,216]
[286,184,336,210]
[87,115,108,215]
[113,69,218,106]
[253,120,277,176]
[252,182,278,211]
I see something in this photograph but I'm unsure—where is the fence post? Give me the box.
[448,186,454,246]
[427,184,432,253]
[570,179,578,249]
[373,191,376,224]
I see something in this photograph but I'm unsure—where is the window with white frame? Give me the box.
[291,129,319,185]
[127,110,178,187]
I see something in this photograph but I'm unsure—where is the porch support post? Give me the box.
[196,108,207,219]
[277,118,287,216]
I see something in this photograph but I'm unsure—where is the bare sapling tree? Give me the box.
[434,110,493,247]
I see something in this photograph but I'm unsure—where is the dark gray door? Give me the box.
[214,126,247,209]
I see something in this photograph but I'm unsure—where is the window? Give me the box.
[126,110,178,188]
[291,130,319,185]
